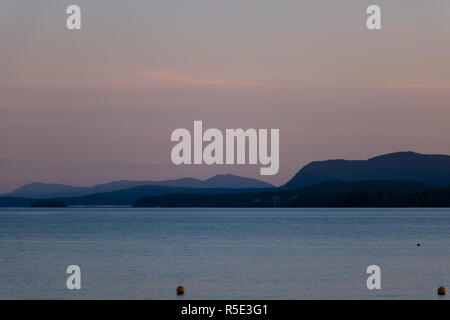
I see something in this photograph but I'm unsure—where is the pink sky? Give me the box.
[1,1,450,193]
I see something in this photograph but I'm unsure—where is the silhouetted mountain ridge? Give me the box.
[5,174,274,199]
[285,151,450,188]
[2,151,450,207]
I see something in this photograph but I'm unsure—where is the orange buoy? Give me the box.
[176,285,185,295]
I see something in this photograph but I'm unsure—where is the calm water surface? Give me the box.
[0,208,449,299]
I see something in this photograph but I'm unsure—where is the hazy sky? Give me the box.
[1,0,450,192]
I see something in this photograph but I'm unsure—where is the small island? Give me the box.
[31,199,68,208]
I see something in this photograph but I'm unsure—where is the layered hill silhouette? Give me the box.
[5,174,274,199]
[56,185,267,206]
[285,152,450,188]
[1,151,449,207]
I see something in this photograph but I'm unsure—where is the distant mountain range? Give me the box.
[285,151,450,188]
[1,151,450,207]
[4,174,274,199]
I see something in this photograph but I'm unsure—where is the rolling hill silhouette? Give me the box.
[5,174,274,199]
[1,151,450,207]
[285,152,450,188]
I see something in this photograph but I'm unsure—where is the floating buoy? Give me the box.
[177,285,185,295]
[437,287,446,296]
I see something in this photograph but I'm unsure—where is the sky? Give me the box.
[1,0,450,193]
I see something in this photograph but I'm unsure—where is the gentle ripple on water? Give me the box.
[0,208,449,299]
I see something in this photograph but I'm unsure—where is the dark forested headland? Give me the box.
[133,181,450,208]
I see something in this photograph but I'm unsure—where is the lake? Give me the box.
[0,208,449,299]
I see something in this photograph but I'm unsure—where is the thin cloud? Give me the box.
[387,81,450,92]
[1,69,283,91]
[132,70,282,88]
